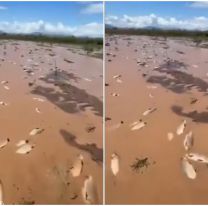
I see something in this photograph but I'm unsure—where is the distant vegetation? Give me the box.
[106,27,208,41]
[0,33,103,50]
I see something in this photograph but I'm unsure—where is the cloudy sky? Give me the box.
[0,2,103,37]
[106,1,208,30]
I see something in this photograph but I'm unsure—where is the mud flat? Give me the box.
[106,35,208,204]
[0,40,103,204]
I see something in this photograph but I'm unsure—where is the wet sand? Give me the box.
[0,40,102,204]
[106,35,208,204]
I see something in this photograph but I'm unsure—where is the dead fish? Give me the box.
[184,131,194,151]
[167,132,174,141]
[192,64,198,68]
[108,121,124,131]
[149,93,154,98]
[0,101,7,106]
[29,128,44,136]
[70,154,84,177]
[33,97,45,102]
[143,108,157,116]
[113,74,121,79]
[116,78,122,83]
[0,138,10,149]
[1,81,8,85]
[35,107,41,113]
[16,143,34,154]
[186,153,208,164]
[82,176,98,204]
[176,120,186,135]
[130,120,146,131]
[182,157,196,179]
[0,180,3,204]
[111,153,119,176]
[111,93,119,97]
[83,78,92,82]
[147,85,157,89]
[3,86,9,90]
[16,140,29,147]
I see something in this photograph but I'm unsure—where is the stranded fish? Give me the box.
[182,157,196,179]
[184,131,194,151]
[176,120,186,135]
[16,143,34,154]
[111,153,119,176]
[29,128,44,136]
[70,154,84,177]
[0,138,10,149]
[143,108,157,116]
[130,120,147,131]
[186,153,208,164]
[82,176,98,204]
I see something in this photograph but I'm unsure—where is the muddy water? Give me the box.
[106,35,208,204]
[0,40,102,204]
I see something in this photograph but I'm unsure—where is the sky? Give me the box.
[0,2,103,37]
[106,1,208,31]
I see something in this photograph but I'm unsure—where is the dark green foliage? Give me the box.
[0,33,103,49]
[106,27,208,41]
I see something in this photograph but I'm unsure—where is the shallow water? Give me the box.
[106,35,208,204]
[0,40,102,204]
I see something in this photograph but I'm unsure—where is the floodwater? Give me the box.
[0,40,103,204]
[105,35,208,204]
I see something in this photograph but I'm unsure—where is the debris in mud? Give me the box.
[130,120,146,131]
[176,120,186,135]
[105,117,111,122]
[111,153,119,176]
[176,50,184,54]
[64,59,74,64]
[86,126,96,133]
[0,138,10,149]
[82,175,98,204]
[182,157,197,179]
[130,157,153,173]
[70,154,84,177]
[29,128,44,136]
[70,193,78,200]
[184,131,194,151]
[28,82,34,87]
[190,98,198,104]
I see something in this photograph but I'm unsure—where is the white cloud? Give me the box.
[81,3,103,14]
[106,14,208,31]
[0,6,7,10]
[0,20,103,37]
[190,1,208,8]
